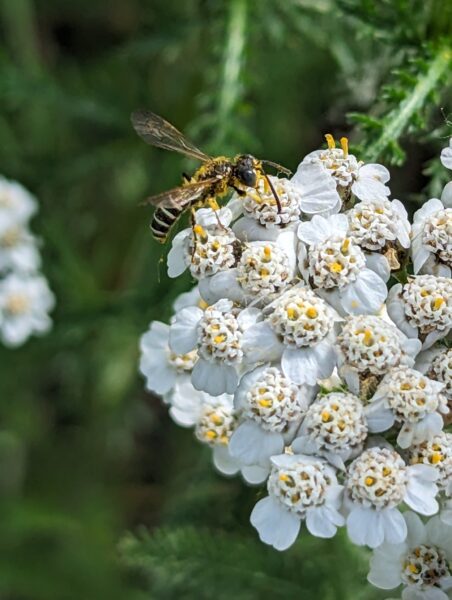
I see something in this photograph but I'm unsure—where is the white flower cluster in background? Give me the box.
[0,177,55,347]
[140,136,452,600]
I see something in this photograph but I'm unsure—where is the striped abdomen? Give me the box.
[150,206,183,243]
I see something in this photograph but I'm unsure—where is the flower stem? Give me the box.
[363,45,452,163]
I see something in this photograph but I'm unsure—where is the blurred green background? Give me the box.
[0,1,450,598]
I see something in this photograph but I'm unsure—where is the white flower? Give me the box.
[250,453,344,550]
[0,216,41,274]
[0,272,54,347]
[172,285,203,312]
[229,365,314,471]
[411,199,451,277]
[368,512,452,600]
[168,379,242,476]
[337,314,421,394]
[365,367,448,449]
[139,321,198,397]
[407,432,452,495]
[167,206,239,280]
[238,176,303,229]
[0,177,37,224]
[416,346,452,401]
[169,299,259,396]
[299,135,390,203]
[242,285,340,386]
[344,447,439,548]
[298,214,388,315]
[292,391,368,469]
[198,232,297,306]
[440,138,452,170]
[347,198,411,252]
[387,276,452,349]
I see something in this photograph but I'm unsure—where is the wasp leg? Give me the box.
[206,197,227,230]
[232,185,246,197]
[190,208,198,262]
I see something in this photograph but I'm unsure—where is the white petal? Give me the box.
[426,515,452,557]
[411,232,432,274]
[233,365,268,411]
[172,286,201,312]
[405,470,439,516]
[292,162,341,215]
[365,252,391,282]
[250,496,301,551]
[213,445,239,476]
[199,270,245,305]
[368,549,403,589]
[167,230,189,278]
[191,359,238,396]
[242,322,283,363]
[305,505,343,538]
[441,144,452,169]
[237,307,261,330]
[341,269,387,315]
[402,588,448,600]
[229,420,284,466]
[381,508,408,544]
[169,306,203,354]
[298,214,348,245]
[241,464,269,485]
[346,506,385,548]
[365,400,395,432]
[404,511,426,548]
[233,216,279,242]
[441,181,452,208]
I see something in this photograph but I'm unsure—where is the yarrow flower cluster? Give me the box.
[139,135,452,599]
[0,177,54,347]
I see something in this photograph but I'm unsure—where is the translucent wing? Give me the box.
[142,178,218,209]
[131,110,211,161]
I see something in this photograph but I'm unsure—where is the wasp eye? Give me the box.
[239,169,257,187]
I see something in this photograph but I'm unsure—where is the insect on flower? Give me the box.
[131,110,292,243]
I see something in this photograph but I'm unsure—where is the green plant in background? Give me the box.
[0,0,450,599]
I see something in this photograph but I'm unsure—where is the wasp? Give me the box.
[131,110,292,243]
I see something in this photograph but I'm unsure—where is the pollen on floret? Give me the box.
[213,334,226,344]
[306,307,318,319]
[325,133,336,150]
[329,262,343,273]
[340,137,349,158]
[365,476,375,486]
[263,246,272,261]
[341,238,350,253]
[433,297,444,310]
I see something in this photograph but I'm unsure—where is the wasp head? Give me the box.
[234,154,259,188]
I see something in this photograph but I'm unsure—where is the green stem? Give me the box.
[218,0,247,126]
[363,45,451,162]
[0,0,42,75]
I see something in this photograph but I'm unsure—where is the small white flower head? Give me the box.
[299,135,390,203]
[168,380,241,477]
[250,453,344,550]
[337,315,421,394]
[408,432,452,493]
[387,276,452,349]
[368,512,452,599]
[298,214,387,315]
[440,138,452,170]
[0,216,41,274]
[236,242,293,299]
[170,299,258,396]
[344,446,439,548]
[416,346,452,402]
[167,206,239,279]
[412,198,451,277]
[365,367,448,449]
[241,176,302,228]
[0,273,54,347]
[229,365,314,471]
[242,286,339,386]
[292,391,368,469]
[139,321,198,397]
[0,177,37,224]
[347,198,411,252]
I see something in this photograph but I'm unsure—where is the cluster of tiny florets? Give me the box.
[0,177,54,347]
[139,136,452,598]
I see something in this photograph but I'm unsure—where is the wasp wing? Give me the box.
[131,110,212,162]
[141,178,218,209]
